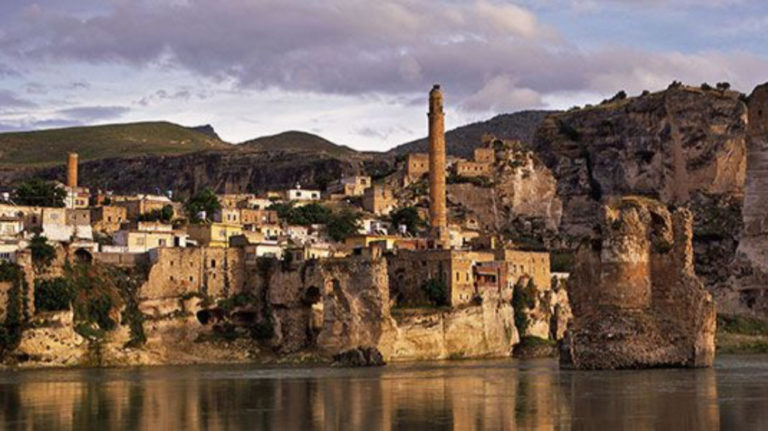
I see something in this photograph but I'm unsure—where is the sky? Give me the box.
[0,0,767,151]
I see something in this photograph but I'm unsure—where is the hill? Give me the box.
[0,121,230,167]
[389,110,555,158]
[238,131,360,158]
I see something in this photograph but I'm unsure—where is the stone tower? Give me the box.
[67,152,78,189]
[428,85,449,248]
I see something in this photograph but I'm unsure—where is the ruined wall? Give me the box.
[563,197,715,369]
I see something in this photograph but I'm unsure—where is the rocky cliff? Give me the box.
[4,250,525,368]
[561,197,715,369]
[0,150,375,195]
[534,85,746,239]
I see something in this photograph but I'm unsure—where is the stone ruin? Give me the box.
[561,196,715,369]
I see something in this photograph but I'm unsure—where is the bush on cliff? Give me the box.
[29,235,56,269]
[512,279,537,335]
[0,262,28,356]
[34,278,74,312]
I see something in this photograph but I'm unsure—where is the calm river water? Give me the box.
[0,355,766,430]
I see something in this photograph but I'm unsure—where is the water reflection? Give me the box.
[0,356,766,430]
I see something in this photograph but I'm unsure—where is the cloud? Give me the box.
[57,105,130,121]
[136,88,193,106]
[0,0,767,121]
[0,90,36,108]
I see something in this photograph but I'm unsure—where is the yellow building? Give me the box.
[112,230,186,253]
[187,223,243,248]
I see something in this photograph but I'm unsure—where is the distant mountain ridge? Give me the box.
[238,130,361,158]
[389,110,556,158]
[0,121,229,167]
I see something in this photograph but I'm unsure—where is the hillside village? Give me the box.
[0,85,571,367]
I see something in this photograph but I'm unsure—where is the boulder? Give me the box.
[332,346,386,367]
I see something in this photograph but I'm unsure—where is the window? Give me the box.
[158,239,167,247]
[189,276,194,282]
[107,216,112,222]
[170,275,174,281]
[211,259,216,268]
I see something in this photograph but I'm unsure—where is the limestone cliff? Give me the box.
[447,150,562,237]
[562,197,715,369]
[534,86,746,238]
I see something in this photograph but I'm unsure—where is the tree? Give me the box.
[716,82,731,91]
[29,235,56,268]
[267,202,331,226]
[421,279,448,307]
[13,179,65,207]
[325,209,360,242]
[390,206,425,235]
[139,204,174,222]
[185,188,221,222]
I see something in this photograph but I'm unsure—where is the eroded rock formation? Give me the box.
[562,197,715,369]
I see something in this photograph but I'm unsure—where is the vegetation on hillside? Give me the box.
[0,121,229,167]
[239,131,358,158]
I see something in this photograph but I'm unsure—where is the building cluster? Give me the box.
[0,85,551,309]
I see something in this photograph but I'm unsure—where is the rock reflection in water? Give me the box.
[0,356,767,430]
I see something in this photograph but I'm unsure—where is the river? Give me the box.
[0,355,766,430]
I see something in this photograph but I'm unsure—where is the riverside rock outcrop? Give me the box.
[561,197,715,369]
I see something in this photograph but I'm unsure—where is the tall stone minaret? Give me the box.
[67,152,78,189]
[428,84,449,249]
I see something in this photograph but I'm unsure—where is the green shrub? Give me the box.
[421,278,448,307]
[34,278,74,312]
[29,235,56,268]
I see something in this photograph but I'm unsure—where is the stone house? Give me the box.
[406,153,430,181]
[90,206,127,234]
[388,249,496,307]
[240,209,279,226]
[362,185,397,216]
[327,175,371,197]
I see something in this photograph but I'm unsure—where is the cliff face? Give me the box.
[562,197,715,369]
[534,86,747,238]
[0,150,373,195]
[6,251,522,368]
[722,84,768,315]
[446,149,562,244]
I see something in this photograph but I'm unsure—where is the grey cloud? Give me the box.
[136,88,193,106]
[0,0,766,114]
[0,90,36,108]
[57,105,130,121]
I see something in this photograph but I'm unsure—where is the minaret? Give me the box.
[428,85,449,248]
[67,152,78,189]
